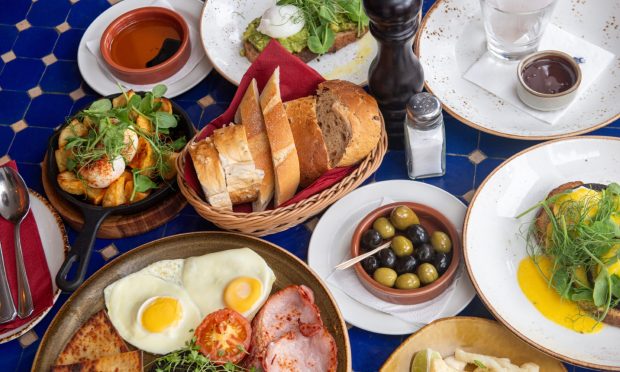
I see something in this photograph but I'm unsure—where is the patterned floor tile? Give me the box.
[27,0,71,27]
[39,60,81,93]
[263,225,312,261]
[66,0,110,29]
[0,125,14,156]
[348,327,404,372]
[14,161,44,194]
[478,132,542,159]
[200,102,228,129]
[0,57,44,90]
[25,93,73,127]
[53,28,84,60]
[175,99,204,129]
[0,25,18,55]
[474,157,504,189]
[445,114,479,156]
[8,126,53,163]
[0,90,30,124]
[423,155,475,196]
[163,214,218,236]
[0,0,31,24]
[13,27,58,58]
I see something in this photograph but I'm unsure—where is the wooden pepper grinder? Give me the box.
[363,0,424,149]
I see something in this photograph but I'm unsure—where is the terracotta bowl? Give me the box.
[351,202,461,305]
[100,7,190,84]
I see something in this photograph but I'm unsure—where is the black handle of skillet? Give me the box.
[56,209,111,292]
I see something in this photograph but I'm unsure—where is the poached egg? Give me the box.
[257,5,305,39]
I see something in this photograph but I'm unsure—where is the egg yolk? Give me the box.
[141,296,182,333]
[224,277,262,314]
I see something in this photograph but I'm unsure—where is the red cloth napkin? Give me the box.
[0,161,53,333]
[183,40,356,211]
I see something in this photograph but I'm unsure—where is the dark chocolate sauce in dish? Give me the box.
[521,56,577,95]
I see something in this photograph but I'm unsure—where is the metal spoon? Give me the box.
[0,167,33,318]
[0,242,16,323]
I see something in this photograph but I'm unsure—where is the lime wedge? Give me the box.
[410,348,442,372]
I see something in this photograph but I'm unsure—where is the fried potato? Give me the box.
[57,171,85,195]
[124,179,150,204]
[112,90,135,108]
[55,149,71,172]
[58,119,88,149]
[102,172,130,207]
[135,115,153,134]
[128,137,156,177]
[85,187,106,205]
[161,152,179,181]
[154,97,173,114]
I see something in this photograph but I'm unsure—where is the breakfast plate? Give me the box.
[415,0,620,140]
[464,136,620,370]
[33,232,351,370]
[200,0,378,86]
[77,0,212,97]
[381,317,566,372]
[0,191,68,344]
[308,180,476,335]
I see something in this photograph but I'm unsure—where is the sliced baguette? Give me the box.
[236,79,275,211]
[213,124,264,204]
[316,80,382,167]
[188,138,232,210]
[284,96,330,188]
[52,351,142,372]
[260,67,300,207]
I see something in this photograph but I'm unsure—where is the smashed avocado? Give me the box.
[329,13,356,33]
[243,18,308,54]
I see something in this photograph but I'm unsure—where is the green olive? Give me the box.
[417,263,439,285]
[390,206,420,230]
[373,267,398,287]
[431,231,452,254]
[395,273,421,289]
[373,217,395,239]
[391,235,413,257]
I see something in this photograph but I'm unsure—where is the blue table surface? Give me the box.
[0,0,618,371]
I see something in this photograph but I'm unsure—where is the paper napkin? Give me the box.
[464,24,615,125]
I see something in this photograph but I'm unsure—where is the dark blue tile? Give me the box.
[263,225,312,261]
[25,93,73,128]
[0,337,23,371]
[457,295,494,319]
[175,71,232,102]
[164,214,218,235]
[445,114,479,156]
[349,327,404,372]
[175,100,203,130]
[200,103,227,129]
[0,125,13,155]
[0,24,18,54]
[0,0,31,24]
[39,60,81,93]
[15,161,44,194]
[423,155,475,196]
[608,119,620,129]
[479,132,541,160]
[0,90,30,124]
[0,57,44,90]
[474,158,504,189]
[374,150,408,181]
[8,126,53,163]
[54,28,84,60]
[66,0,110,29]
[71,94,98,115]
[589,125,620,137]
[13,27,58,58]
[27,0,71,27]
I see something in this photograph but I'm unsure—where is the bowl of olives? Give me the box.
[351,202,460,304]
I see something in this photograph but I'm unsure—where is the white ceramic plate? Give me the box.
[77,0,212,97]
[415,0,620,140]
[0,191,68,344]
[308,180,476,335]
[464,136,620,370]
[200,0,377,86]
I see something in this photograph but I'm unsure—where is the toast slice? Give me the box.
[236,79,275,211]
[259,67,300,207]
[188,138,233,210]
[52,351,142,372]
[243,29,367,63]
[284,96,330,188]
[55,310,128,366]
[212,124,265,204]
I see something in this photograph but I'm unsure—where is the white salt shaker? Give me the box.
[404,92,446,179]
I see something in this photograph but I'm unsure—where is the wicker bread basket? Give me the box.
[176,121,387,236]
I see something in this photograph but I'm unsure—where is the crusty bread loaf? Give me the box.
[55,310,128,366]
[260,68,301,207]
[243,29,367,63]
[284,96,331,188]
[316,80,382,167]
[236,79,275,211]
[52,351,142,372]
[213,124,264,205]
[188,138,232,210]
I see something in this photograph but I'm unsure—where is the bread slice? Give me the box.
[55,310,128,366]
[236,79,275,211]
[243,28,367,63]
[316,80,382,167]
[188,138,233,210]
[259,67,300,207]
[213,124,265,204]
[52,351,142,372]
[284,96,330,188]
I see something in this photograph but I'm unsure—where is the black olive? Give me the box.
[415,243,435,263]
[377,248,397,268]
[434,252,451,274]
[406,224,430,246]
[394,255,419,275]
[361,255,380,275]
[360,229,382,251]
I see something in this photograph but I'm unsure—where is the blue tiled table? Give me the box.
[0,0,618,371]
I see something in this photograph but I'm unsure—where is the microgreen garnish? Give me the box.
[473,360,486,369]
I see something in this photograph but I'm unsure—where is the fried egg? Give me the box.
[182,248,275,320]
[257,5,305,39]
[79,155,125,188]
[104,259,201,355]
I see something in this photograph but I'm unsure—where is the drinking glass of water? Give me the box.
[480,0,558,60]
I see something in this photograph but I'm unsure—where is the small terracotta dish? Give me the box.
[350,202,460,305]
[100,7,190,84]
[516,50,582,112]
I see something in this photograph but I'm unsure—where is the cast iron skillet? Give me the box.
[46,94,195,292]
